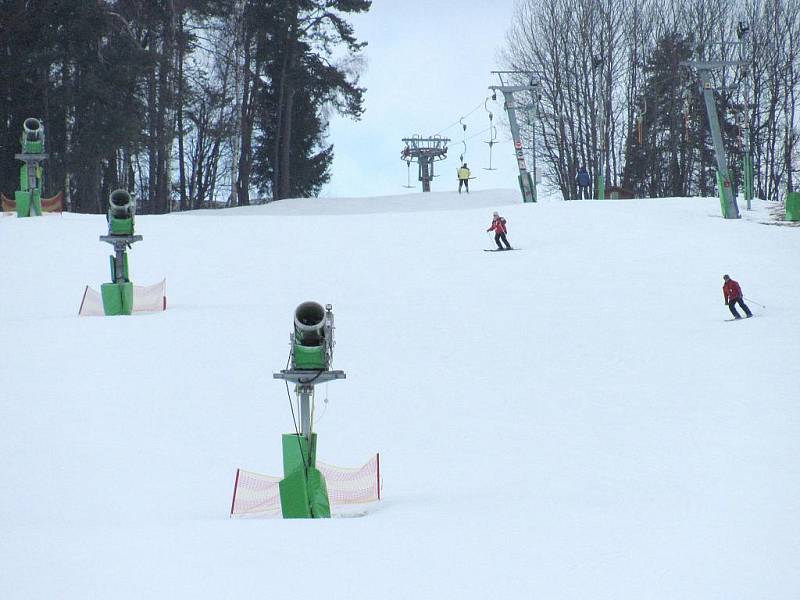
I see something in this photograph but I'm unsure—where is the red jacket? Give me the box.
[487,216,507,234]
[723,279,742,302]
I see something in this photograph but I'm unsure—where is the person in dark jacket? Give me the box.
[722,274,752,319]
[576,166,591,199]
[487,211,512,250]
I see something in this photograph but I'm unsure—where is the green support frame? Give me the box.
[278,433,331,518]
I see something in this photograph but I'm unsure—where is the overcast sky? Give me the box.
[324,1,524,199]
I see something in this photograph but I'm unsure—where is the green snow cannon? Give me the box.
[99,189,142,316]
[13,118,47,217]
[292,301,334,370]
[275,302,345,518]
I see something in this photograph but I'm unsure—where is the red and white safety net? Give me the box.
[230,454,381,517]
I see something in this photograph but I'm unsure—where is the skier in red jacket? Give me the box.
[722,274,752,319]
[487,211,512,250]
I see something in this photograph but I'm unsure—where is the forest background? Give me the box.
[0,0,797,213]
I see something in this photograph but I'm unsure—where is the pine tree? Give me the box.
[622,33,700,197]
[247,0,369,201]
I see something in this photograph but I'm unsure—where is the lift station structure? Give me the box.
[400,135,450,192]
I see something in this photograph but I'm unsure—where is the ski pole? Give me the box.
[744,297,766,309]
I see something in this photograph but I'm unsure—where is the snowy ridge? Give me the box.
[1,193,798,599]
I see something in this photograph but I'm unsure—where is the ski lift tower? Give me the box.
[489,71,538,203]
[400,136,450,192]
[681,58,745,219]
[736,20,754,209]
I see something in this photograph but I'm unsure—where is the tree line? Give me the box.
[0,0,370,214]
[502,0,800,201]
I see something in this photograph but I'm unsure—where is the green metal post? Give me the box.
[489,72,538,203]
[743,153,754,206]
[682,63,742,219]
[597,63,606,201]
[101,282,134,316]
[786,192,800,221]
[278,432,331,519]
[517,172,535,203]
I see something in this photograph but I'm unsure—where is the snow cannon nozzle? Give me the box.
[107,189,136,236]
[20,117,45,154]
[23,118,43,142]
[292,301,335,370]
[109,189,134,217]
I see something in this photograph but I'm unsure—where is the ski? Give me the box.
[484,248,520,252]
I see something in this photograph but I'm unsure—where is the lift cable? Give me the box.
[433,99,488,137]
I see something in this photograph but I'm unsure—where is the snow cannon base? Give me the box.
[79,280,167,317]
[101,282,134,316]
[14,190,41,217]
[279,433,331,519]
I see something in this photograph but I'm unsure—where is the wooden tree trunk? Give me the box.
[177,10,188,210]
[237,37,254,207]
[154,0,176,213]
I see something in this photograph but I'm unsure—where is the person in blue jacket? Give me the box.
[576,166,591,199]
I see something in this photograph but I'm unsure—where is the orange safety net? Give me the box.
[2,191,63,213]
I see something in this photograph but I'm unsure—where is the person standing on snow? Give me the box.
[576,166,591,199]
[722,274,752,319]
[458,163,471,194]
[487,211,512,250]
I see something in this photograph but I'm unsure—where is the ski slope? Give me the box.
[1,191,798,599]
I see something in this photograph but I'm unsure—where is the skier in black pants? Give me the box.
[487,212,512,250]
[722,274,752,319]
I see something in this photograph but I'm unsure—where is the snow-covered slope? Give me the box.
[1,191,798,599]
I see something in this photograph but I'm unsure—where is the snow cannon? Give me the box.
[1,118,64,215]
[99,189,143,315]
[10,118,47,217]
[78,191,166,317]
[231,306,381,518]
[274,302,346,518]
[292,301,335,370]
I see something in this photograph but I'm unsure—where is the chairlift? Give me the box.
[402,159,414,188]
[483,98,498,170]
[457,117,468,163]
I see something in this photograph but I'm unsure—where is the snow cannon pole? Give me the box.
[98,190,142,315]
[274,302,345,518]
[13,118,47,217]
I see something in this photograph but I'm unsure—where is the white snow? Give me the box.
[1,191,798,599]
